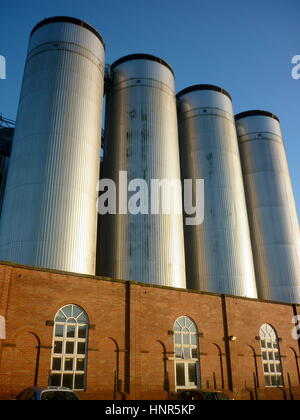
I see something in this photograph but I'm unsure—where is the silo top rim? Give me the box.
[177,84,232,101]
[235,110,280,122]
[30,16,105,49]
[111,54,174,76]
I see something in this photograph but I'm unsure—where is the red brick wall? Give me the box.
[0,262,299,400]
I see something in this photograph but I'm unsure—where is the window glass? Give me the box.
[56,311,66,322]
[175,347,182,358]
[55,325,64,338]
[75,374,85,390]
[63,306,72,318]
[174,333,181,345]
[183,334,190,345]
[188,363,197,384]
[177,318,185,328]
[64,358,73,371]
[77,343,86,355]
[191,335,197,345]
[78,313,87,323]
[78,326,87,339]
[265,376,271,386]
[189,324,197,333]
[50,374,61,387]
[176,363,185,387]
[73,306,83,318]
[183,348,190,359]
[191,348,198,359]
[185,319,192,329]
[66,342,75,354]
[263,364,269,373]
[76,359,85,371]
[52,358,62,371]
[63,374,73,388]
[54,341,63,354]
[67,325,76,338]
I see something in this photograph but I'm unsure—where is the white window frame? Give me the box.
[259,324,283,388]
[173,316,200,391]
[50,305,89,391]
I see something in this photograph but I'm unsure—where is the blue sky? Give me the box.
[0,0,299,217]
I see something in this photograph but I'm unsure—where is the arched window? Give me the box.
[173,316,200,390]
[259,324,283,387]
[50,305,89,391]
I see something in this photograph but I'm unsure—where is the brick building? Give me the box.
[0,261,299,400]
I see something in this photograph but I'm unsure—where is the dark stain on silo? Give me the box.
[207,152,214,176]
[141,108,147,122]
[126,131,133,158]
[141,124,148,162]
[128,110,136,121]
[207,152,213,162]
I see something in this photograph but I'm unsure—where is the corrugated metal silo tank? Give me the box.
[97,54,186,288]
[236,110,300,303]
[177,85,258,298]
[0,17,105,275]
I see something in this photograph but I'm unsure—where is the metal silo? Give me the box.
[0,17,105,275]
[97,54,186,288]
[236,110,300,303]
[177,85,257,298]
